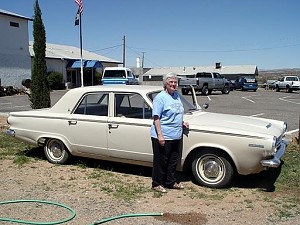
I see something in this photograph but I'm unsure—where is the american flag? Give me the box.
[75,0,83,13]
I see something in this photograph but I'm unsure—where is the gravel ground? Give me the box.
[1,116,299,225]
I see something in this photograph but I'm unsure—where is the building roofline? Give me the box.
[0,9,33,21]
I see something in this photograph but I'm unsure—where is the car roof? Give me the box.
[68,85,163,94]
[50,85,164,113]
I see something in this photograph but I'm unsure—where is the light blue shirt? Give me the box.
[151,90,184,140]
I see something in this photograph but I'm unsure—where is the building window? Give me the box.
[10,22,19,28]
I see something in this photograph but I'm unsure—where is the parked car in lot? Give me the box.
[178,72,231,95]
[6,85,288,188]
[234,77,258,91]
[274,76,300,92]
[262,80,277,90]
[101,67,139,85]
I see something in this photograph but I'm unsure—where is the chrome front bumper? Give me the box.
[6,129,15,137]
[260,140,287,168]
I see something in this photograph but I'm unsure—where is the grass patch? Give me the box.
[86,169,150,201]
[0,132,34,165]
[275,144,300,189]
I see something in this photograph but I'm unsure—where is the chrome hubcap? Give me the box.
[50,144,63,158]
[203,160,220,178]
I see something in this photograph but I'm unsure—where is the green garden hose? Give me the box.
[0,199,163,224]
[0,199,76,225]
[92,213,163,225]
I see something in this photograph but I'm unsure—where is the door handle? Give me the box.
[108,124,119,129]
[68,120,77,125]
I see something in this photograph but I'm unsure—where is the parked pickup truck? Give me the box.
[101,67,139,85]
[178,72,231,95]
[274,76,300,92]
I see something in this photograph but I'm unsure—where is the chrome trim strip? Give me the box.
[189,128,266,140]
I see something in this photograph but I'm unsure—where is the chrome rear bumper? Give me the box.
[260,140,287,168]
[6,129,15,137]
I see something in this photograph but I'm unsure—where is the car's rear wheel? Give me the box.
[222,86,230,94]
[191,151,234,188]
[276,85,280,92]
[44,139,70,164]
[286,86,292,93]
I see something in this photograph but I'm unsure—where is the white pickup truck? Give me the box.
[275,76,300,92]
[178,72,231,95]
[101,67,139,85]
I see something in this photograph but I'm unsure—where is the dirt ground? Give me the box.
[1,116,299,225]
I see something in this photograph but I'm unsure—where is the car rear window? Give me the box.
[245,78,257,83]
[104,70,126,78]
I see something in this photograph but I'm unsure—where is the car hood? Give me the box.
[185,111,285,138]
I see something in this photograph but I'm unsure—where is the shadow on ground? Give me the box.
[23,146,282,192]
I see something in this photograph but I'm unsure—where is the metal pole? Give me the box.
[123,35,126,67]
[79,12,84,87]
[142,52,145,68]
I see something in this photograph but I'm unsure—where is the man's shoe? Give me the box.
[170,182,184,189]
[152,185,167,193]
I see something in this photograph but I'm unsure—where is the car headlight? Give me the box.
[283,122,287,133]
[271,136,277,151]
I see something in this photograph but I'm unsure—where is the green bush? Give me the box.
[47,72,63,90]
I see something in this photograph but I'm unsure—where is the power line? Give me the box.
[126,43,300,53]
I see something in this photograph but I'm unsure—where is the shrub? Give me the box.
[47,72,63,90]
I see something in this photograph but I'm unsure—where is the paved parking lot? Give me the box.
[192,89,299,135]
[0,88,299,135]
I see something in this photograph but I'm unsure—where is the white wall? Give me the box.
[0,13,31,88]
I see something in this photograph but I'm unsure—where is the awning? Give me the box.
[70,60,103,69]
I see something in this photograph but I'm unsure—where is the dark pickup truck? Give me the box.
[178,72,231,95]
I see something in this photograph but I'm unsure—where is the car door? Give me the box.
[107,92,153,163]
[66,92,109,156]
[213,73,224,89]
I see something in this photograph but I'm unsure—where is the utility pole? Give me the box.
[142,52,145,68]
[123,35,126,67]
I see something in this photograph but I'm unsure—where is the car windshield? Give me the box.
[147,91,198,114]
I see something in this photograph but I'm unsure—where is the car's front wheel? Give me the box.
[191,151,234,188]
[44,139,70,164]
[201,86,209,95]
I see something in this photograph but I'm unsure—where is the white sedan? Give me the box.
[6,85,288,188]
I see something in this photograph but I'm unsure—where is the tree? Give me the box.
[29,0,51,109]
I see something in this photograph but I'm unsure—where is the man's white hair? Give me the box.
[163,72,178,89]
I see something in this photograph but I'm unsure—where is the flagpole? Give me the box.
[79,12,84,87]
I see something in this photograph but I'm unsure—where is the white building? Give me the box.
[142,63,258,85]
[0,9,121,88]
[0,9,32,88]
[29,42,122,87]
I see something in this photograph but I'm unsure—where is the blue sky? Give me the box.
[1,0,300,70]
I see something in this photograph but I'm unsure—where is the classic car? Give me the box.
[6,85,288,188]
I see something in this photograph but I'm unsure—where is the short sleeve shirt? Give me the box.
[150,90,184,140]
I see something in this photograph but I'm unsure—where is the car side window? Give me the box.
[115,93,152,119]
[214,73,221,78]
[73,93,109,116]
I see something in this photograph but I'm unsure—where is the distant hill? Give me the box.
[258,68,300,83]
